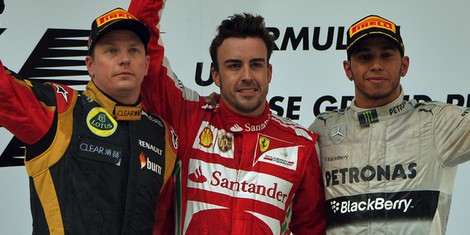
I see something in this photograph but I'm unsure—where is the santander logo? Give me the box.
[187,159,294,209]
[189,166,207,183]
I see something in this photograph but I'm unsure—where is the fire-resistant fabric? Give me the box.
[128,0,327,234]
[310,90,470,235]
[0,65,177,234]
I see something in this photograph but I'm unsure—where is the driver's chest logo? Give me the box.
[87,107,118,137]
[259,136,270,152]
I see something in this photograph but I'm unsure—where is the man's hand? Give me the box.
[204,92,220,109]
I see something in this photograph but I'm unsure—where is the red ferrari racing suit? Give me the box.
[129,0,326,234]
[310,90,470,235]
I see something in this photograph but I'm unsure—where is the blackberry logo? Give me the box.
[330,200,341,213]
[330,197,413,214]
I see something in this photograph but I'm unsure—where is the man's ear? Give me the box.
[85,56,94,79]
[144,55,150,77]
[343,60,353,81]
[211,67,221,87]
[267,63,272,83]
[400,56,410,77]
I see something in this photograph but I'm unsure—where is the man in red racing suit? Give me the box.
[128,0,326,234]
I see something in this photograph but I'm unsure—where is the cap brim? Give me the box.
[347,32,403,56]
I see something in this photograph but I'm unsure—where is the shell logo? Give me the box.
[199,127,213,148]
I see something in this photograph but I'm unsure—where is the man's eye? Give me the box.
[358,54,370,60]
[227,64,240,69]
[106,48,117,55]
[129,48,139,54]
[382,52,394,58]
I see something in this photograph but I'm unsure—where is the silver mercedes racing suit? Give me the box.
[310,90,470,235]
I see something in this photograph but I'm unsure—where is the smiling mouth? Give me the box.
[238,88,257,93]
[367,77,387,83]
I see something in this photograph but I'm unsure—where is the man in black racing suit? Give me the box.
[0,8,177,234]
[310,15,470,235]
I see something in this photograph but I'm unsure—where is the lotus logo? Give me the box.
[86,107,117,137]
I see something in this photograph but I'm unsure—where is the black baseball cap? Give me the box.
[87,8,150,55]
[346,15,405,57]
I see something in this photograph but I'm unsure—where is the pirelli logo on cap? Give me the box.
[349,16,396,37]
[96,8,138,27]
[346,15,404,55]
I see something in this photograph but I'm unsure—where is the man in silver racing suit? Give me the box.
[310,15,470,235]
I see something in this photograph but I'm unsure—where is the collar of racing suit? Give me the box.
[350,88,417,126]
[82,80,142,121]
[218,99,271,133]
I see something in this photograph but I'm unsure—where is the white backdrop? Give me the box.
[0,0,469,234]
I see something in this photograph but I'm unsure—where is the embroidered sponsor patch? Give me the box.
[199,127,213,148]
[53,83,69,104]
[329,123,347,145]
[114,105,141,121]
[193,122,234,159]
[257,146,299,170]
[78,136,122,166]
[187,159,293,210]
[217,131,233,153]
[357,109,379,126]
[139,152,162,175]
[254,134,299,170]
[86,107,118,137]
[259,136,270,152]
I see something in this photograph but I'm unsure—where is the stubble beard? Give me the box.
[353,71,401,103]
[220,81,267,115]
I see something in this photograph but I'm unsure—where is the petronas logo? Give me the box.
[358,109,378,126]
[87,107,118,137]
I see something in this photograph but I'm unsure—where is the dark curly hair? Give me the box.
[209,13,274,71]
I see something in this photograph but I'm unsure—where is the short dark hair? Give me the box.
[209,13,274,71]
